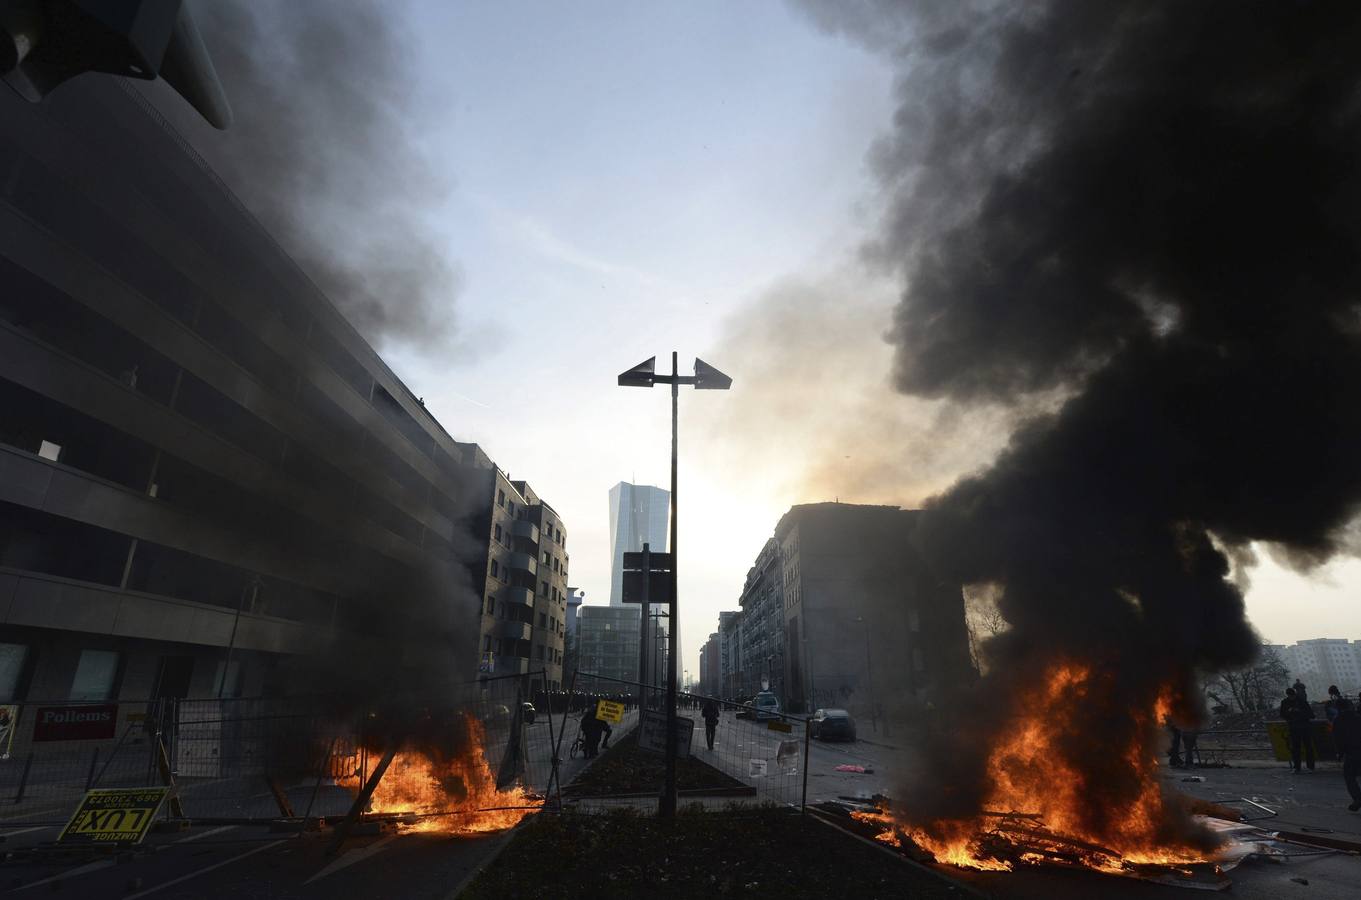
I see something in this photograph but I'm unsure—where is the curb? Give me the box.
[856,737,905,751]
[444,818,530,900]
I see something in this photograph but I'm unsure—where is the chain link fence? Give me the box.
[0,672,553,829]
[562,672,810,815]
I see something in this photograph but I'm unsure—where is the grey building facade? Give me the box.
[0,78,563,722]
[776,503,974,714]
[737,538,786,699]
[575,605,640,687]
[476,476,569,689]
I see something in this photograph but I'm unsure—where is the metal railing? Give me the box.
[0,672,552,829]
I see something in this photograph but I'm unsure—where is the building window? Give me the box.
[908,609,921,633]
[0,643,28,702]
[70,649,120,701]
[483,636,492,652]
[494,524,502,541]
[490,560,499,578]
[551,616,557,631]
[539,613,547,628]
[912,648,925,672]
[497,490,505,508]
[553,557,560,573]
[543,551,551,565]
[508,502,515,516]
[486,595,495,614]
[542,581,549,595]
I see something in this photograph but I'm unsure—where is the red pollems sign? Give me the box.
[32,705,118,741]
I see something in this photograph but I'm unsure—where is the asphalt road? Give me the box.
[1,823,514,899]
[0,710,639,898]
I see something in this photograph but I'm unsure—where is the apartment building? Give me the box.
[0,77,564,718]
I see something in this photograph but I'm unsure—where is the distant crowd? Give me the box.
[1170,678,1361,814]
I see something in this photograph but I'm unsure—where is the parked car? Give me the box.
[754,691,781,722]
[811,708,856,741]
[521,701,537,724]
[735,699,756,720]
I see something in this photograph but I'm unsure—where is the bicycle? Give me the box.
[569,728,585,759]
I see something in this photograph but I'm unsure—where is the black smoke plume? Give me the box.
[149,0,460,351]
[799,0,1361,841]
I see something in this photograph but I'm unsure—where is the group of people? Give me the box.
[1279,680,1361,812]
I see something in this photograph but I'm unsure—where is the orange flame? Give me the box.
[867,664,1208,872]
[353,715,541,834]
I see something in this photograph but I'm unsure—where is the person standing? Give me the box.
[702,698,720,751]
[581,701,603,758]
[1331,695,1361,812]
[1327,685,1354,726]
[1280,687,1317,773]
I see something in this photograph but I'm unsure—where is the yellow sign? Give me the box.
[59,788,169,845]
[596,699,625,724]
[766,720,793,734]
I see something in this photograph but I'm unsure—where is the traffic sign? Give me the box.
[59,788,169,845]
[621,551,673,604]
[595,699,625,724]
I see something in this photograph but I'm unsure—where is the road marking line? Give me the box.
[173,824,237,844]
[303,833,399,884]
[0,825,54,838]
[0,807,62,822]
[123,839,288,899]
[12,859,115,891]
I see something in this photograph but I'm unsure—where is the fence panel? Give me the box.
[0,672,550,829]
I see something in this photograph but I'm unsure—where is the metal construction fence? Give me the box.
[0,672,555,828]
[564,671,811,815]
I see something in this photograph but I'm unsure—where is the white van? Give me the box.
[754,691,781,721]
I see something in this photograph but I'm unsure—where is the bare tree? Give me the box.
[1206,643,1290,713]
[962,583,1008,676]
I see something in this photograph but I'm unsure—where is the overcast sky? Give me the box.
[285,1,1358,674]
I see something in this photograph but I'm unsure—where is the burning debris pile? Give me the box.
[796,0,1361,875]
[350,715,541,835]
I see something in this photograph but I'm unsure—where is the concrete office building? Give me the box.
[737,539,786,699]
[607,482,669,607]
[0,78,564,721]
[776,503,973,714]
[718,610,741,699]
[477,477,569,688]
[699,631,721,698]
[575,605,641,687]
[1277,638,1361,699]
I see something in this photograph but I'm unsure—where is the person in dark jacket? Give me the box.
[581,702,604,758]
[1280,687,1317,773]
[1327,685,1354,727]
[1331,696,1361,811]
[702,698,720,750]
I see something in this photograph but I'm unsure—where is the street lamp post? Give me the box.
[619,352,731,817]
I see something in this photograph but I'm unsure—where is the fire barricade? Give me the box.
[0,671,553,829]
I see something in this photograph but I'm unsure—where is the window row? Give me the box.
[0,500,340,626]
